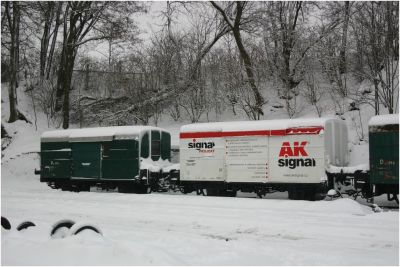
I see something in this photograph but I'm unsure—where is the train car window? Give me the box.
[102,143,110,158]
[141,133,149,158]
[151,140,161,158]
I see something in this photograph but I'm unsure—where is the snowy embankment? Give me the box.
[1,84,399,265]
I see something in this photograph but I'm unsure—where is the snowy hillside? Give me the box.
[1,83,399,265]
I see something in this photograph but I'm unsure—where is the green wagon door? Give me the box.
[41,142,71,179]
[369,125,399,185]
[101,140,139,180]
[71,142,101,179]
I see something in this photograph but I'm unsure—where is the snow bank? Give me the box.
[369,114,399,126]
[328,164,369,174]
[2,224,179,265]
[140,157,178,172]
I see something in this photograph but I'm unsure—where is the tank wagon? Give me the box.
[179,118,348,200]
[38,126,172,193]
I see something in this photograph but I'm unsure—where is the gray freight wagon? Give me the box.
[38,126,172,193]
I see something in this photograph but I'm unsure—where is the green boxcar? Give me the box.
[368,114,399,196]
[39,126,172,192]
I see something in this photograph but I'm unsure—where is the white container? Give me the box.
[180,118,348,185]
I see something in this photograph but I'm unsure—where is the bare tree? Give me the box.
[105,5,231,121]
[339,1,350,74]
[303,73,324,117]
[3,1,20,123]
[38,2,56,81]
[262,1,340,117]
[211,1,265,120]
[353,1,399,114]
[54,2,111,128]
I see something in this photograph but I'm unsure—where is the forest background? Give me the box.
[1,1,398,136]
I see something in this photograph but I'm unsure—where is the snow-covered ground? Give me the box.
[1,153,399,265]
[1,84,399,265]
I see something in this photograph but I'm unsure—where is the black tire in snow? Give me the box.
[16,221,36,231]
[50,219,76,238]
[1,216,11,230]
[67,222,102,236]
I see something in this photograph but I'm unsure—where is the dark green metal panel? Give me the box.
[161,131,171,160]
[40,142,71,179]
[71,142,101,178]
[41,142,69,151]
[141,133,149,158]
[369,124,399,185]
[151,130,161,161]
[101,140,139,179]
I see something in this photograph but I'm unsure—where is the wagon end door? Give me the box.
[41,142,72,179]
[101,140,139,180]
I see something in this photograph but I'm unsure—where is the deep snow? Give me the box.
[1,154,399,265]
[1,83,399,265]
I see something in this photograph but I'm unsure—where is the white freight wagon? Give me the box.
[179,118,348,200]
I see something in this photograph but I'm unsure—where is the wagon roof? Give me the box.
[180,117,338,133]
[368,114,399,126]
[41,126,165,142]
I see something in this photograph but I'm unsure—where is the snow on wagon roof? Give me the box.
[369,114,399,126]
[181,117,338,133]
[41,126,165,142]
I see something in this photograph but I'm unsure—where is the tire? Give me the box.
[67,222,102,236]
[51,219,75,238]
[1,216,11,230]
[16,221,36,231]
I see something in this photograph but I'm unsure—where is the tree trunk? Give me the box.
[339,1,350,74]
[14,1,20,104]
[6,2,19,123]
[232,28,264,118]
[61,45,76,129]
[54,6,69,112]
[211,1,264,119]
[46,2,63,80]
[40,2,55,81]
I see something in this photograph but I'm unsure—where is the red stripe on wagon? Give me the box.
[180,130,270,139]
[180,127,323,139]
[285,127,324,135]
